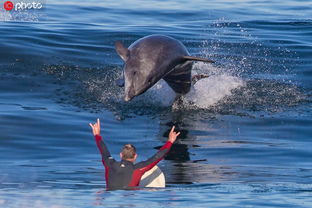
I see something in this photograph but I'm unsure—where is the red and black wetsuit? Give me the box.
[95,135,172,190]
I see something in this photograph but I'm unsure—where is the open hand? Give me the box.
[89,118,101,136]
[168,126,180,143]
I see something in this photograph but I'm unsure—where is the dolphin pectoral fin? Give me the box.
[115,41,130,62]
[182,56,215,63]
[163,61,193,95]
[191,74,209,84]
[116,78,125,87]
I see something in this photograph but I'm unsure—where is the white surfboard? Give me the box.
[140,165,165,188]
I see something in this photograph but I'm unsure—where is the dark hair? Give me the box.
[121,144,136,160]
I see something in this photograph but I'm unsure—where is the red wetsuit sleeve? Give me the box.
[94,135,115,169]
[95,135,109,155]
[95,135,115,164]
[129,141,173,187]
[139,141,172,171]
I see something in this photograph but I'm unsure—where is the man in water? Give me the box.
[89,118,180,190]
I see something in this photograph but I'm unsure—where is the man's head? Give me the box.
[120,144,137,162]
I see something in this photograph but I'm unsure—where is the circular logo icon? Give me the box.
[4,1,14,11]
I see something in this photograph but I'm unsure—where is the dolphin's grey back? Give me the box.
[128,35,192,95]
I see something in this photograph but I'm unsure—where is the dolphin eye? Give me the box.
[148,78,152,83]
[133,71,137,75]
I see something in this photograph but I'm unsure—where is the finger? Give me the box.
[89,123,94,128]
[97,118,100,126]
[170,126,175,133]
[176,132,181,137]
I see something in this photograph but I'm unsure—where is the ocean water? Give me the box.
[0,0,312,207]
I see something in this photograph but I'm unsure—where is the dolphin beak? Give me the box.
[124,95,132,102]
[124,97,130,102]
[124,86,135,102]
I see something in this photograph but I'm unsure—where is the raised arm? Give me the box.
[135,126,180,172]
[89,119,115,166]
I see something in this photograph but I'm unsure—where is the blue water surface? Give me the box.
[0,0,312,207]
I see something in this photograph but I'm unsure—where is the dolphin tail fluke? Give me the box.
[182,56,215,63]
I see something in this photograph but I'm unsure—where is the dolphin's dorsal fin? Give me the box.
[182,56,215,63]
[115,41,130,62]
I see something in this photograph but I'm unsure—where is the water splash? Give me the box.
[183,74,244,109]
[43,62,306,117]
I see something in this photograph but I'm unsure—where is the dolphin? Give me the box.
[115,34,214,102]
